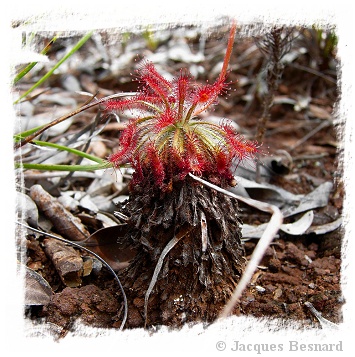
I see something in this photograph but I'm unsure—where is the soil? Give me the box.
[19,25,344,336]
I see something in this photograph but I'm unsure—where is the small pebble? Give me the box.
[274,288,283,300]
[304,254,313,264]
[255,285,265,293]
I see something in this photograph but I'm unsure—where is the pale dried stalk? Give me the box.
[188,173,283,319]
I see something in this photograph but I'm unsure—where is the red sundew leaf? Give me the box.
[215,148,232,175]
[135,98,164,114]
[184,129,199,149]
[221,120,259,161]
[104,97,137,112]
[154,109,177,132]
[108,144,134,167]
[183,131,210,175]
[171,147,189,177]
[104,94,164,116]
[108,149,125,166]
[188,156,207,176]
[138,61,172,90]
[176,69,192,93]
[191,77,228,116]
[118,121,137,147]
[173,68,193,120]
[184,131,202,159]
[108,121,137,165]
[220,119,236,134]
[138,61,172,100]
[229,135,259,161]
[140,74,169,101]
[146,143,165,186]
[128,94,163,113]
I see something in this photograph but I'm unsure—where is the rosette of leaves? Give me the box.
[105,22,259,328]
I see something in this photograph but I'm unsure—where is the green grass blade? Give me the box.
[14,124,47,142]
[13,35,59,85]
[31,140,106,164]
[16,162,110,172]
[14,31,93,104]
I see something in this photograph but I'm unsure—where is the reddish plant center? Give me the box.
[105,22,258,189]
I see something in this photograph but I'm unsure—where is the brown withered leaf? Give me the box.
[282,181,333,217]
[79,224,136,271]
[24,265,53,306]
[242,210,314,239]
[306,217,342,235]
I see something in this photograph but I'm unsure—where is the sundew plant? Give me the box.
[103,21,262,329]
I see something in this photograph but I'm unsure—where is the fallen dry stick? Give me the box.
[30,184,89,241]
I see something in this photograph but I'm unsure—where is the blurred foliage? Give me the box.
[142,26,159,51]
[300,26,338,71]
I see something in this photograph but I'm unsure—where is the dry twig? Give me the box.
[30,184,90,241]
